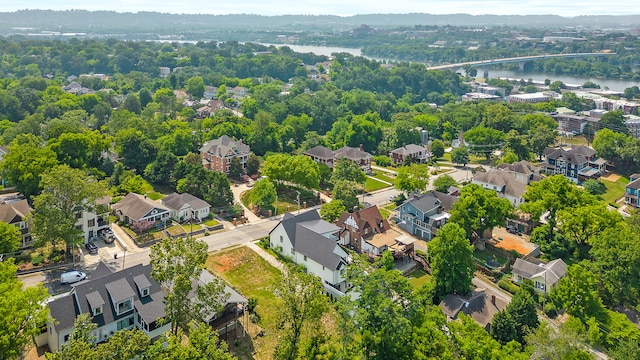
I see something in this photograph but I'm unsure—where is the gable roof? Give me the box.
[627,177,640,190]
[512,258,567,286]
[334,146,371,161]
[473,170,528,199]
[200,135,250,157]
[544,146,596,165]
[270,210,322,248]
[497,160,540,177]
[336,205,391,237]
[404,192,441,213]
[111,193,169,221]
[430,190,458,211]
[161,192,211,212]
[0,199,32,224]
[439,288,509,328]
[294,223,344,270]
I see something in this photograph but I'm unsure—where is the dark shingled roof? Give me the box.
[0,199,32,224]
[269,210,322,248]
[304,145,334,159]
[294,223,344,270]
[627,178,640,190]
[199,135,250,157]
[111,193,170,222]
[335,205,391,239]
[440,288,510,329]
[389,144,425,156]
[334,146,371,161]
[161,192,211,212]
[403,192,441,213]
[105,278,136,304]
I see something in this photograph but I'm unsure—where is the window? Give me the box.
[63,334,70,342]
[141,288,149,297]
[88,219,95,227]
[303,255,307,261]
[93,306,103,316]
[117,316,135,330]
[535,281,546,291]
[280,235,283,243]
[116,299,133,315]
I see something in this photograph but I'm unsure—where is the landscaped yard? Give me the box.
[474,248,508,267]
[365,176,391,192]
[407,269,432,288]
[372,171,395,184]
[203,218,220,227]
[205,246,283,360]
[600,175,629,204]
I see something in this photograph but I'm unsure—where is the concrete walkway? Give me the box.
[245,241,286,273]
[230,183,261,223]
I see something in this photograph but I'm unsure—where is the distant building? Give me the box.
[389,144,431,165]
[462,92,501,101]
[508,92,555,104]
[472,161,541,207]
[542,145,606,184]
[625,174,640,208]
[159,67,170,78]
[0,199,33,248]
[200,135,250,174]
[304,145,372,174]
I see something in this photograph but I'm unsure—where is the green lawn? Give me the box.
[600,176,629,204]
[206,246,283,360]
[166,224,185,236]
[474,248,508,266]
[146,191,164,200]
[365,177,391,192]
[407,269,432,289]
[203,218,221,227]
[372,172,395,184]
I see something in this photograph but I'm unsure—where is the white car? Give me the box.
[60,271,86,284]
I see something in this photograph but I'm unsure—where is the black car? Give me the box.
[85,242,98,255]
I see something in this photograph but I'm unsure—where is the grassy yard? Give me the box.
[365,177,391,192]
[407,269,432,289]
[474,248,508,266]
[166,224,185,236]
[146,191,164,200]
[372,172,395,184]
[205,247,283,360]
[203,218,220,227]
[600,176,629,204]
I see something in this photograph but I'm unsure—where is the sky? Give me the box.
[1,0,637,17]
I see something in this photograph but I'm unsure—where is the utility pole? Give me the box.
[122,246,127,270]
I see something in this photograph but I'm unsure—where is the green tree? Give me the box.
[138,88,153,108]
[521,175,594,240]
[150,236,228,335]
[451,146,469,166]
[581,179,606,195]
[492,289,539,344]
[332,180,360,211]
[186,76,205,99]
[228,157,243,179]
[249,179,277,210]
[0,221,22,253]
[115,128,157,174]
[331,157,366,185]
[526,322,595,360]
[464,126,505,160]
[176,166,233,208]
[0,134,58,198]
[319,200,346,223]
[557,203,622,255]
[121,93,141,114]
[551,263,605,321]
[450,184,514,239]
[432,174,458,194]
[394,163,430,194]
[429,222,474,298]
[273,268,329,360]
[430,139,445,158]
[263,154,320,189]
[530,125,556,161]
[144,150,178,186]
[32,165,107,253]
[144,321,235,360]
[599,110,627,133]
[246,153,260,175]
[0,259,49,360]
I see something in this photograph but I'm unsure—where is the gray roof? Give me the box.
[544,146,597,166]
[161,192,211,212]
[298,219,340,235]
[627,178,640,190]
[112,193,170,221]
[404,192,441,213]
[473,170,528,199]
[334,146,371,161]
[440,288,509,329]
[430,190,458,212]
[497,160,540,177]
[294,223,345,270]
[85,291,105,310]
[304,145,334,159]
[390,144,425,156]
[512,258,567,287]
[200,135,250,157]
[49,264,165,333]
[105,278,137,304]
[133,274,152,291]
[270,210,322,248]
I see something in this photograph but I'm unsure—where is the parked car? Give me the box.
[99,229,115,243]
[85,242,98,255]
[60,270,86,284]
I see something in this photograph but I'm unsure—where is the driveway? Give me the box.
[230,183,261,223]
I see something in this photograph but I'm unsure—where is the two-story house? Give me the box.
[200,135,250,174]
[335,205,414,258]
[269,210,349,298]
[304,145,372,174]
[395,191,458,240]
[161,192,211,223]
[543,145,606,184]
[511,258,567,294]
[0,199,33,248]
[389,144,431,165]
[472,161,541,207]
[625,174,640,208]
[75,196,112,243]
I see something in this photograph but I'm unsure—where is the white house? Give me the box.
[269,210,349,297]
[75,196,112,243]
[511,258,567,294]
[111,193,170,229]
[161,192,211,222]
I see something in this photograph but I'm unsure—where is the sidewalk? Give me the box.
[230,183,261,223]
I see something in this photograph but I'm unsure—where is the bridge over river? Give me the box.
[427,53,616,77]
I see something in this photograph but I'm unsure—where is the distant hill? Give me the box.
[0,10,638,36]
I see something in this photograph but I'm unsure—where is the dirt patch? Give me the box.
[492,228,538,256]
[208,246,254,273]
[600,173,621,182]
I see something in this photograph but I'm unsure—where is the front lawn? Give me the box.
[407,269,432,289]
[365,177,391,192]
[372,172,395,184]
[206,246,283,360]
[474,248,508,267]
[203,218,220,227]
[600,176,629,204]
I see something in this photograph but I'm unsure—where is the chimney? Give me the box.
[353,206,359,214]
[403,142,406,148]
[491,295,496,305]
[144,194,147,199]
[359,144,363,151]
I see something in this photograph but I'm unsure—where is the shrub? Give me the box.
[544,302,558,318]
[258,236,270,249]
[31,255,45,266]
[247,297,258,313]
[373,155,392,167]
[498,278,521,294]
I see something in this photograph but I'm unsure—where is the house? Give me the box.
[439,288,510,331]
[75,196,112,243]
[196,100,225,118]
[45,263,246,353]
[472,161,541,207]
[336,205,414,258]
[269,210,349,298]
[304,145,372,174]
[389,144,431,165]
[200,135,250,174]
[0,199,33,248]
[161,192,211,222]
[228,86,248,99]
[195,270,248,330]
[61,81,95,95]
[543,145,606,184]
[624,174,640,208]
[159,67,170,78]
[46,263,170,352]
[203,86,219,99]
[111,193,170,229]
[511,258,567,294]
[395,191,458,240]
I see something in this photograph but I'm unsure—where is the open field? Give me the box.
[365,177,391,192]
[407,269,432,289]
[600,175,629,204]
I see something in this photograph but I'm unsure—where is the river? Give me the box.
[260,43,638,92]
